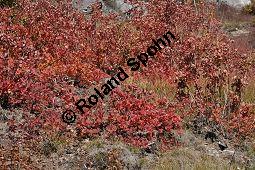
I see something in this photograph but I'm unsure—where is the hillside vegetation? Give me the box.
[0,0,254,169]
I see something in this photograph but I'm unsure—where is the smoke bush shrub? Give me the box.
[0,0,254,148]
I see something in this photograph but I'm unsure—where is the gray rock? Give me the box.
[0,112,8,121]
[85,143,141,169]
[209,0,251,8]
[71,0,148,20]
[230,29,250,37]
[72,0,133,13]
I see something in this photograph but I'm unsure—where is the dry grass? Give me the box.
[151,148,243,170]
[243,78,255,104]
[126,76,176,102]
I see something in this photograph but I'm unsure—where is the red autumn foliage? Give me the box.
[75,85,182,147]
[0,0,254,148]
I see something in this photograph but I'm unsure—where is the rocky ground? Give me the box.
[0,108,255,169]
[219,2,255,48]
